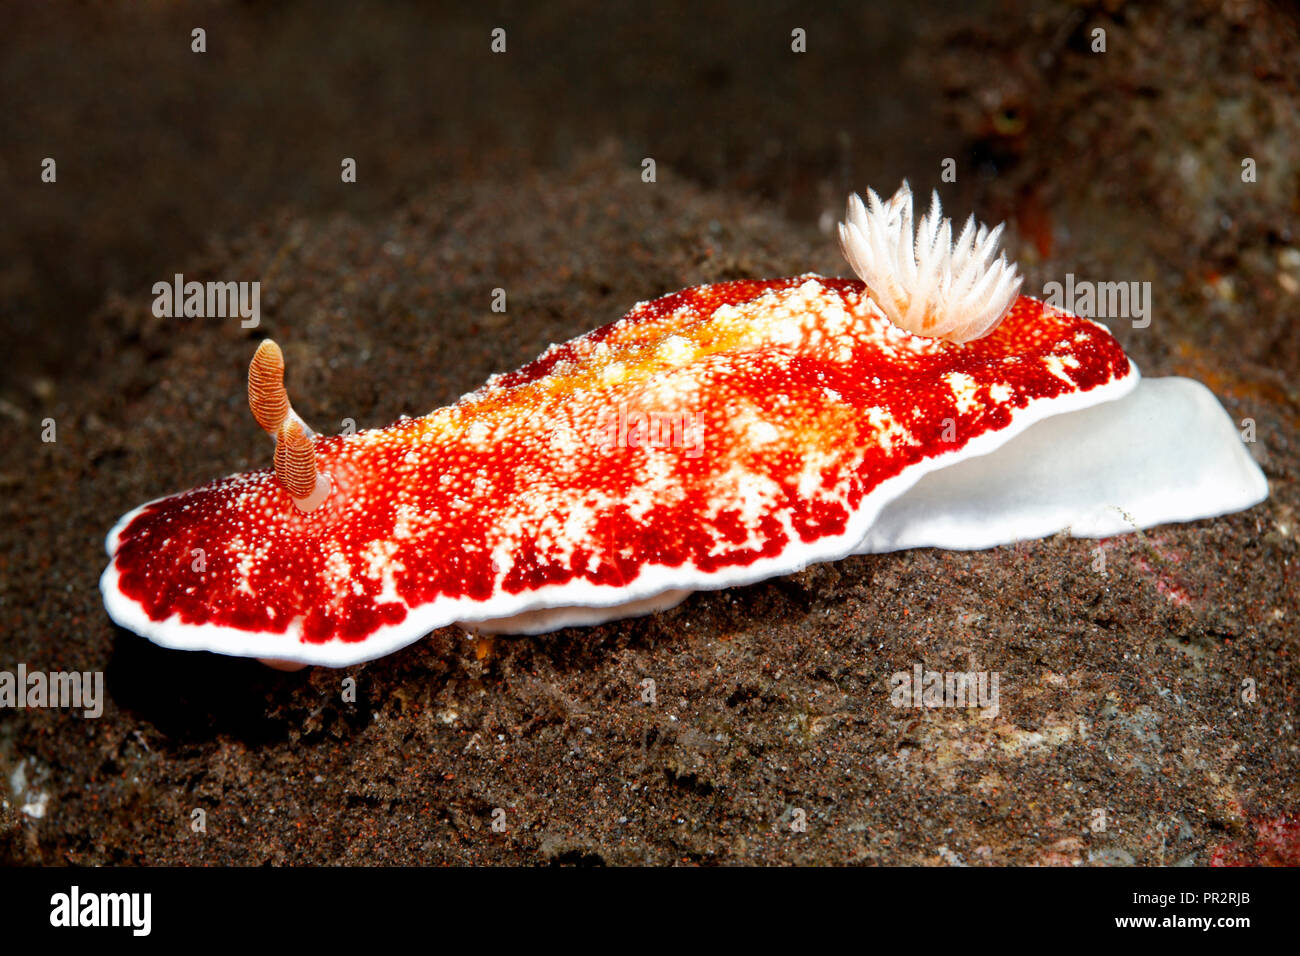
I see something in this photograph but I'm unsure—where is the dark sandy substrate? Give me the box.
[2,0,1299,865]
[1,151,1296,866]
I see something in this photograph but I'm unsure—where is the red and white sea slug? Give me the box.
[100,183,1268,667]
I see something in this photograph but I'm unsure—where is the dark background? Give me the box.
[2,1,948,384]
[12,0,1296,389]
[1,0,1297,865]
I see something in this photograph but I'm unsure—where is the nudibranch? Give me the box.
[101,183,1268,667]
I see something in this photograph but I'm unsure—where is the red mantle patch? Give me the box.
[103,277,1132,662]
